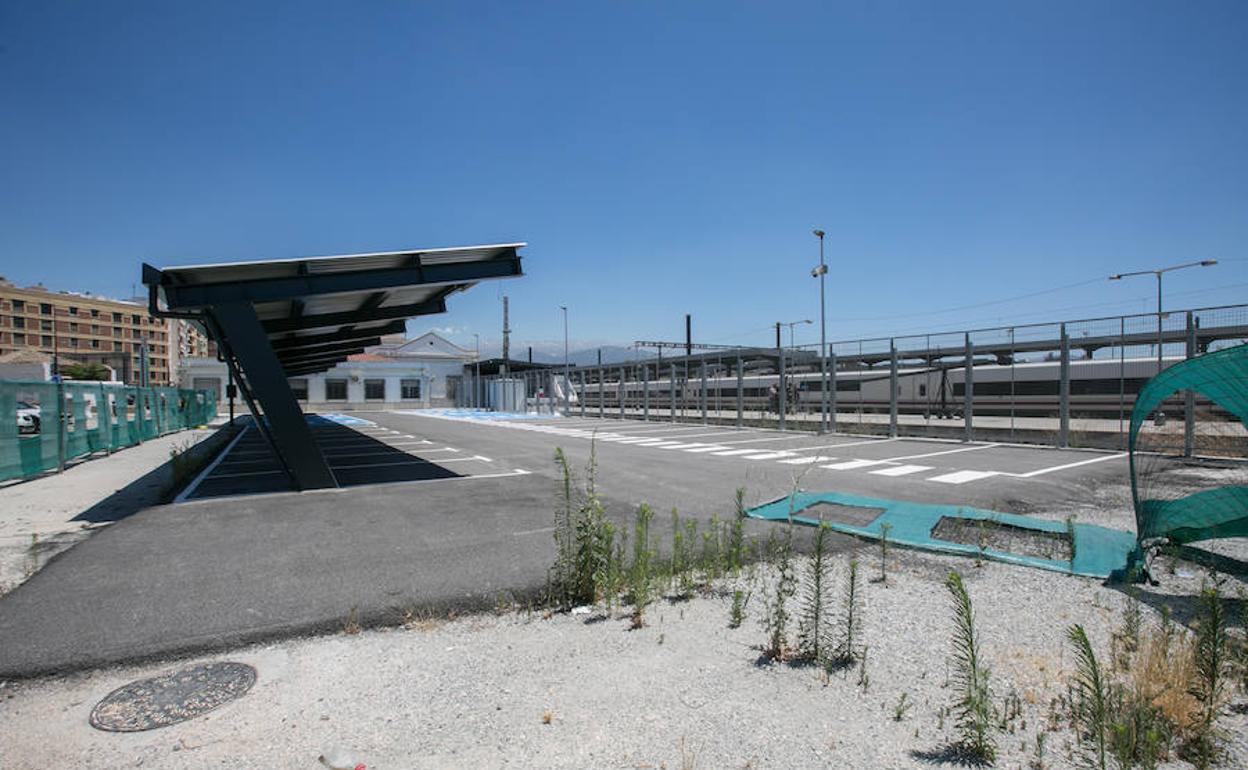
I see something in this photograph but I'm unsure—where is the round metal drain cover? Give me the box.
[89,661,256,732]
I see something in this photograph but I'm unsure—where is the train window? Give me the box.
[919,384,927,397]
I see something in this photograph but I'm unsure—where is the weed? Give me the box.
[549,445,616,610]
[1183,586,1229,769]
[760,528,796,661]
[1028,733,1046,770]
[23,532,39,578]
[1067,624,1109,770]
[343,607,361,635]
[729,587,751,629]
[797,523,832,664]
[828,558,863,670]
[678,735,698,770]
[946,571,996,763]
[1112,588,1142,672]
[893,692,912,721]
[727,487,747,575]
[541,710,553,725]
[857,644,869,690]
[629,504,656,627]
[1066,515,1077,569]
[875,522,892,585]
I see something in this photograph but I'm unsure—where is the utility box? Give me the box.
[486,378,526,412]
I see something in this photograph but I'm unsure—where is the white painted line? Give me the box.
[206,469,287,479]
[778,455,836,465]
[928,470,1000,485]
[175,425,251,502]
[870,464,933,477]
[820,459,890,470]
[1004,452,1128,478]
[646,441,686,448]
[782,437,900,453]
[660,443,714,450]
[742,451,797,460]
[644,430,749,441]
[885,443,1000,462]
[713,434,809,446]
[417,447,461,453]
[630,439,672,446]
[712,448,768,456]
[683,445,730,453]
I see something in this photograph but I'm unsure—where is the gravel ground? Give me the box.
[2,537,1244,770]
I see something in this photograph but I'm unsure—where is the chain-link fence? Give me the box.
[470,303,1247,452]
[0,380,218,483]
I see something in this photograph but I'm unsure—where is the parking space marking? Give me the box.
[742,451,797,460]
[763,437,899,454]
[778,455,836,465]
[711,448,767,456]
[683,445,731,453]
[870,464,933,477]
[928,470,1000,484]
[1003,452,1128,478]
[714,434,811,446]
[884,443,1000,462]
[820,459,890,471]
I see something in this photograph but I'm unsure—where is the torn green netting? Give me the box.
[1129,343,1248,546]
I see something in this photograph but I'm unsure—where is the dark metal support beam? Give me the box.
[269,320,407,350]
[262,298,447,334]
[212,301,337,490]
[277,339,377,363]
[157,251,521,308]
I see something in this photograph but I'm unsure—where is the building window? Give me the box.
[112,312,121,322]
[288,379,309,400]
[42,320,51,331]
[113,326,121,337]
[91,324,99,334]
[132,329,142,339]
[40,303,51,315]
[325,379,347,400]
[90,308,99,318]
[12,316,24,329]
[13,333,24,345]
[113,341,122,351]
[364,379,385,400]
[131,314,140,325]
[401,379,422,400]
[42,335,52,347]
[91,339,101,349]
[69,338,78,348]
[12,300,24,311]
[69,322,78,332]
[68,306,78,315]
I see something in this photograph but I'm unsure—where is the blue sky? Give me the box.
[1,1,1245,356]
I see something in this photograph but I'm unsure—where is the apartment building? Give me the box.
[0,278,175,385]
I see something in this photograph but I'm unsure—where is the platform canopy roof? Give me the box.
[143,243,524,376]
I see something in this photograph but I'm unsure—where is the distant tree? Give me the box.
[62,362,111,381]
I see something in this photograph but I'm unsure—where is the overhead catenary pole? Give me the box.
[501,295,510,412]
[560,305,569,415]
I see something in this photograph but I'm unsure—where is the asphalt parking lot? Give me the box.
[0,410,1132,677]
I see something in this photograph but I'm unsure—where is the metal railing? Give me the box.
[465,303,1248,452]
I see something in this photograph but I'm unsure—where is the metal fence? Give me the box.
[465,303,1247,453]
[0,380,219,483]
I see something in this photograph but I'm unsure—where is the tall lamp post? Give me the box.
[560,305,569,415]
[1109,259,1217,376]
[783,319,812,349]
[811,229,829,433]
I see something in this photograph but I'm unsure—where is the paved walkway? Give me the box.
[0,423,225,594]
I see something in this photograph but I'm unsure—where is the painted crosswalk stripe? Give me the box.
[660,443,713,450]
[712,448,768,456]
[820,459,890,470]
[927,470,1000,484]
[683,445,730,453]
[779,455,836,465]
[869,464,933,477]
[742,451,797,460]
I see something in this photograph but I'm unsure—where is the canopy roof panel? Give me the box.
[144,243,523,376]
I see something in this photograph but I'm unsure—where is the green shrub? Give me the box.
[946,571,996,762]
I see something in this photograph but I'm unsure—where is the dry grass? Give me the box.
[1132,622,1200,734]
[342,607,361,635]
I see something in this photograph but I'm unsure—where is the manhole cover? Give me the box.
[89,661,256,732]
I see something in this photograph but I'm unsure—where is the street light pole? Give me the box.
[1109,259,1217,377]
[560,305,569,415]
[473,333,480,409]
[812,229,828,433]
[784,319,812,349]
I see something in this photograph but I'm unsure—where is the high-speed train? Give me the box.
[574,356,1189,418]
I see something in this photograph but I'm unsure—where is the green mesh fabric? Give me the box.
[0,380,218,483]
[1129,343,1248,546]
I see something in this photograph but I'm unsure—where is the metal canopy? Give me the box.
[142,243,524,490]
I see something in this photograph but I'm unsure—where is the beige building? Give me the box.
[0,278,175,385]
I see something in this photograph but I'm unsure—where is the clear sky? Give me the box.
[2,1,1245,357]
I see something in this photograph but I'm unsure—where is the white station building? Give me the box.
[179,331,476,411]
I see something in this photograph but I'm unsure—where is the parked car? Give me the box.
[16,401,40,434]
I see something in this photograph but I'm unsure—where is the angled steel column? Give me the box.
[1059,323,1070,449]
[212,301,337,490]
